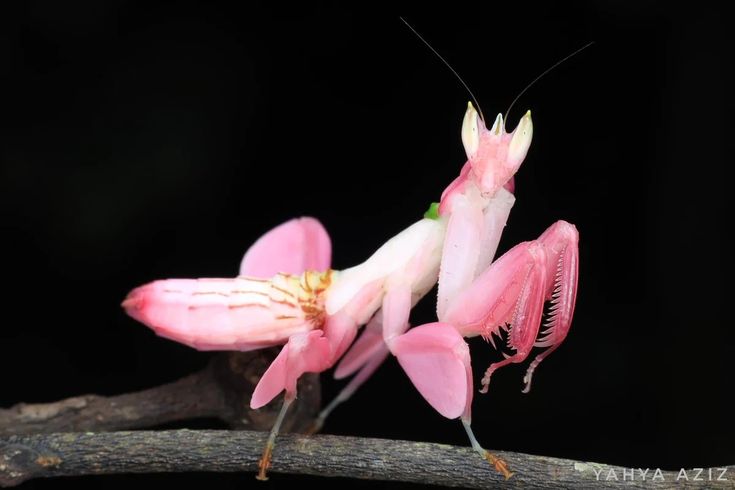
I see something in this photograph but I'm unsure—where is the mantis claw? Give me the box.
[256,444,273,481]
[462,418,514,479]
[484,451,514,480]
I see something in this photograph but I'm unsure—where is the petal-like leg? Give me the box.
[310,284,409,430]
[392,323,505,482]
[313,283,411,431]
[315,293,411,432]
[251,330,331,480]
[321,310,359,366]
[522,220,579,393]
[321,282,438,431]
[250,330,331,409]
[390,322,472,420]
[240,217,331,277]
[309,346,390,434]
[437,241,549,479]
[382,283,413,344]
[334,310,385,379]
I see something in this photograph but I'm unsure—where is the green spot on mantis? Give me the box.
[423,202,440,220]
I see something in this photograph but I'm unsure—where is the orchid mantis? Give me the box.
[122,102,578,481]
[319,103,578,478]
[395,106,578,478]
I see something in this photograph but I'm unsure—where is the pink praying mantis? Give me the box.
[122,100,578,480]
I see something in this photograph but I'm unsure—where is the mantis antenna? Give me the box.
[400,17,594,131]
[400,17,486,123]
[504,41,595,129]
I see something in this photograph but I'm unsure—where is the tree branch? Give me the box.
[0,430,731,489]
[2,351,732,488]
[0,351,320,436]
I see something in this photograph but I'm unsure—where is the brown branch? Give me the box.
[0,351,320,436]
[2,351,732,488]
[1,430,732,489]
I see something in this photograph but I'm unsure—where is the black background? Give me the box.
[2,2,733,489]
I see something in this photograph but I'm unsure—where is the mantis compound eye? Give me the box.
[508,110,533,165]
[461,101,481,158]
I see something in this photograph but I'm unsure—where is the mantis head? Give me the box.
[461,102,533,197]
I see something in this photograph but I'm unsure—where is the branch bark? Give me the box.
[2,351,732,488]
[0,351,320,436]
[1,430,732,489]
